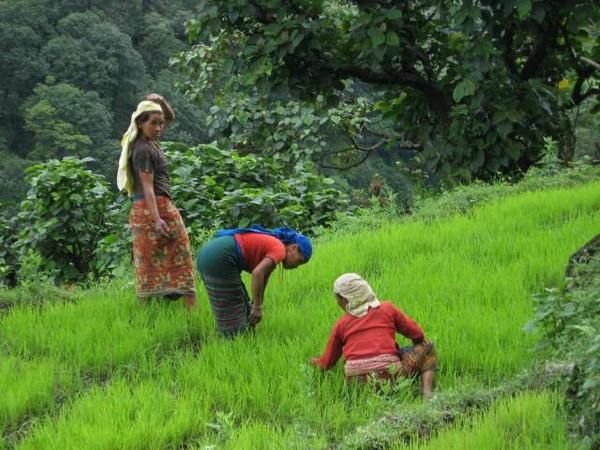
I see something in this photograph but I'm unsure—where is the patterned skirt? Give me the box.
[129,196,196,298]
[196,236,251,338]
[345,341,437,382]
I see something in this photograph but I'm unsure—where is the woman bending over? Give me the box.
[197,225,312,337]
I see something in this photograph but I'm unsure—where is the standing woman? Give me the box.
[197,225,312,337]
[117,98,196,309]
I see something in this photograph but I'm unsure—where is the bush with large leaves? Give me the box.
[16,157,112,282]
[92,143,349,279]
[167,143,349,241]
[8,146,348,283]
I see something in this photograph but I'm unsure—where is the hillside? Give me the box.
[1,181,600,449]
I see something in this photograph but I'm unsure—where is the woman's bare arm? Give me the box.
[248,257,277,325]
[139,171,169,236]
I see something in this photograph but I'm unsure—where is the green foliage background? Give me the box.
[177,0,599,185]
[0,0,207,210]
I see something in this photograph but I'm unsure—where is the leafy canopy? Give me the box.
[177,0,599,183]
[166,143,349,238]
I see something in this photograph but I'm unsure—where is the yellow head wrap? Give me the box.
[116,101,162,195]
[333,273,381,318]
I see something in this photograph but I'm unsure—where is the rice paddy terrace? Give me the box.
[2,181,600,449]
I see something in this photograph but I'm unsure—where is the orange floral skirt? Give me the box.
[129,196,195,298]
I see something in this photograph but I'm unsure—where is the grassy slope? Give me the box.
[1,181,599,448]
[393,391,570,450]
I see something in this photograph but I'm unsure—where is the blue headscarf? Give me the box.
[215,225,313,262]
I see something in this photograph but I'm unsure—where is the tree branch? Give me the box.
[581,57,600,71]
[350,136,387,152]
[318,149,374,170]
[317,136,387,170]
[334,64,450,116]
[335,65,446,99]
[363,127,393,139]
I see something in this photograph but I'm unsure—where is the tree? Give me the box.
[41,11,147,123]
[0,0,203,207]
[136,12,186,74]
[0,0,53,157]
[177,0,600,183]
[22,82,115,178]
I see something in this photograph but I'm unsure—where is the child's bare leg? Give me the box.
[422,370,435,400]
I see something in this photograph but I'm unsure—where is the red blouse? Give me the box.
[234,233,286,271]
[313,301,424,369]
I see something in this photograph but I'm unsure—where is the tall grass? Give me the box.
[395,391,570,450]
[0,356,70,430]
[0,294,210,374]
[2,183,599,448]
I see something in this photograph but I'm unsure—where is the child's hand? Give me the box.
[309,357,320,367]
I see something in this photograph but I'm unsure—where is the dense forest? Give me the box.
[3,1,599,210]
[0,0,598,285]
[0,0,208,208]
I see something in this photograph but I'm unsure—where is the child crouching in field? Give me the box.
[310,273,437,399]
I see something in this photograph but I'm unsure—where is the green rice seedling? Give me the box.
[395,390,571,449]
[18,375,211,450]
[3,183,600,448]
[0,292,213,375]
[0,355,53,430]
[0,355,78,431]
[16,348,392,449]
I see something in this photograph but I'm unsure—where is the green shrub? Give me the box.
[91,196,132,280]
[91,143,350,278]
[16,157,112,283]
[0,214,18,287]
[167,143,349,238]
[528,241,600,447]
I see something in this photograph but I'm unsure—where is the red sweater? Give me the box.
[313,301,424,369]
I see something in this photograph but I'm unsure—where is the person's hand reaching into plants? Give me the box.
[249,303,262,326]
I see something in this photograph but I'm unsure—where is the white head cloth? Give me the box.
[333,273,380,318]
[116,101,162,195]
